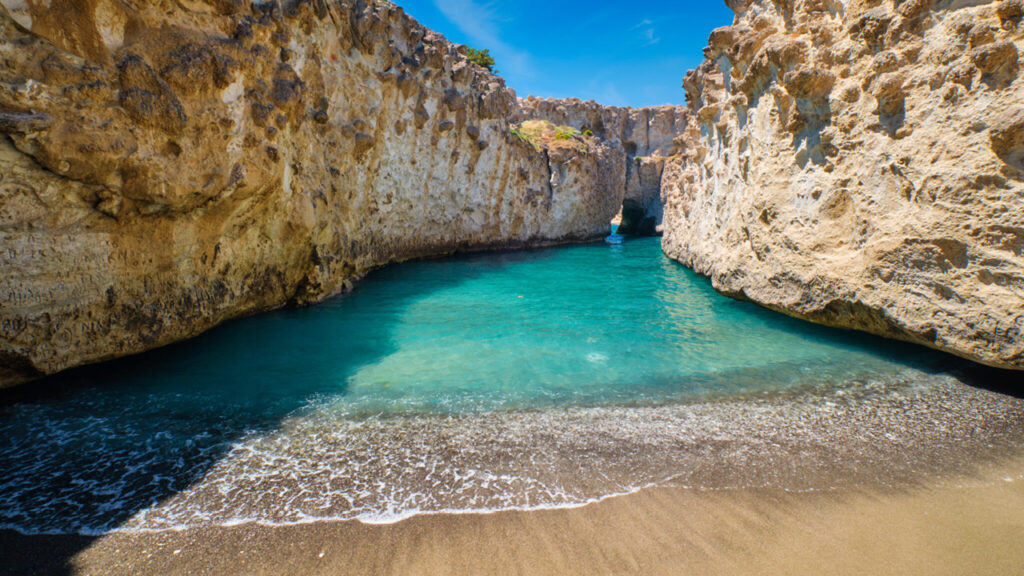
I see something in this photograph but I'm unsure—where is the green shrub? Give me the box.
[510,125,541,151]
[466,48,497,74]
[554,125,580,140]
[509,121,589,153]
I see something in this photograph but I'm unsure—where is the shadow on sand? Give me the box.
[0,247,568,576]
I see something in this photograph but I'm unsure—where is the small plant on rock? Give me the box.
[554,125,580,141]
[466,47,498,74]
[509,121,589,154]
[510,125,542,151]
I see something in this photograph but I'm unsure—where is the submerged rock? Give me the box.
[662,0,1024,370]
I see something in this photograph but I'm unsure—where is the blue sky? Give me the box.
[392,1,735,108]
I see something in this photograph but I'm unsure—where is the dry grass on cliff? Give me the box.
[510,120,591,153]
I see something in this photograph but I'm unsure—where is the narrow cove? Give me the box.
[2,237,1023,535]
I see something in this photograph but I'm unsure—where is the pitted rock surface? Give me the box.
[662,0,1024,369]
[0,0,629,386]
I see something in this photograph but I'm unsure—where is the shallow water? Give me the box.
[2,238,1023,534]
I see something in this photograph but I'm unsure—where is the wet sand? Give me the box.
[5,461,1024,576]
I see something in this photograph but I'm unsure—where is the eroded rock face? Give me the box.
[517,97,689,233]
[0,1,626,386]
[516,96,687,156]
[663,0,1024,369]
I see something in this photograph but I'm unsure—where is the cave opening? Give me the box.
[614,199,659,236]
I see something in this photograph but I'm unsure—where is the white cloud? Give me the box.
[432,0,533,77]
[631,18,661,47]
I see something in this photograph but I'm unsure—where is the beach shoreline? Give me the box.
[6,463,1024,576]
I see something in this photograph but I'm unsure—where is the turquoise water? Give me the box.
[1,237,1022,534]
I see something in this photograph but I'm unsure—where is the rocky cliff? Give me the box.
[517,97,689,234]
[0,0,627,387]
[663,0,1024,369]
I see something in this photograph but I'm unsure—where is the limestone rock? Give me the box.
[663,0,1024,370]
[0,1,628,386]
[516,96,686,157]
[517,97,689,234]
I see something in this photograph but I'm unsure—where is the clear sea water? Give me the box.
[2,237,1023,534]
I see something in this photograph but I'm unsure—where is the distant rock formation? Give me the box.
[662,0,1024,370]
[516,97,689,235]
[0,0,630,386]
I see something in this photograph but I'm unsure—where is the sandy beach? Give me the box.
[4,370,1024,576]
[5,458,1024,576]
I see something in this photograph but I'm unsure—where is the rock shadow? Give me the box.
[0,246,563,575]
[792,113,833,168]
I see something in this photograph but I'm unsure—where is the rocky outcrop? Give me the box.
[663,0,1024,369]
[517,97,689,234]
[516,97,687,156]
[0,0,626,387]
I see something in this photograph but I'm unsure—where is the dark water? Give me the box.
[2,238,1022,534]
